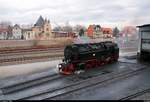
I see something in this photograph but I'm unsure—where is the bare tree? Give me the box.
[73,25,82,32]
[61,21,73,32]
[79,28,85,36]
[0,21,12,28]
[113,27,120,37]
[53,26,62,31]
[73,25,87,36]
[121,26,138,37]
[62,26,73,32]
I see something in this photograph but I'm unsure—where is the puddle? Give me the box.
[119,66,126,69]
[119,58,137,64]
[78,70,111,80]
[124,55,137,60]
[101,70,111,74]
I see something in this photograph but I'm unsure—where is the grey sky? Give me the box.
[0,0,150,28]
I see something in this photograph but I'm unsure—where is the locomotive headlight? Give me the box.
[57,64,62,68]
[59,64,62,68]
[93,53,95,56]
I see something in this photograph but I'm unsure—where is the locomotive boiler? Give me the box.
[58,41,119,75]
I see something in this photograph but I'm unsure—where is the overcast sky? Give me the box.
[0,0,150,28]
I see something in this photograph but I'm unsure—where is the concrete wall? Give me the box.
[0,37,73,48]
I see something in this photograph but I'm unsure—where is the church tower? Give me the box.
[32,15,52,40]
[43,18,52,38]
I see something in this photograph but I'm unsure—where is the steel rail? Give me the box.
[0,47,64,54]
[21,66,147,100]
[1,74,62,95]
[120,89,150,100]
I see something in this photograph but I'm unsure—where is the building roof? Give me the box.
[137,24,150,28]
[102,28,112,32]
[87,24,101,32]
[34,15,44,27]
[0,28,8,32]
[0,28,8,35]
[14,24,20,28]
[22,28,32,33]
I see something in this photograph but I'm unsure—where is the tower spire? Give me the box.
[35,15,44,26]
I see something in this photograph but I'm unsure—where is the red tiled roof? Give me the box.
[101,28,113,34]
[0,28,8,32]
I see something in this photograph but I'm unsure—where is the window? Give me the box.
[28,33,30,38]
[46,28,49,31]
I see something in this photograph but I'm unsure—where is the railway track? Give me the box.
[0,52,63,65]
[0,62,147,100]
[0,49,63,57]
[0,47,64,54]
[1,74,62,95]
[0,47,64,65]
[44,66,148,100]
[0,48,63,55]
[0,49,64,59]
[120,89,150,100]
[0,50,63,59]
[17,65,147,100]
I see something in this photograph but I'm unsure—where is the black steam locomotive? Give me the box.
[58,41,119,75]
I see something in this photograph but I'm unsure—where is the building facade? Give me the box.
[52,31,76,38]
[12,24,22,39]
[7,25,13,39]
[86,25,103,38]
[86,24,113,38]
[22,29,36,40]
[32,16,52,40]
[137,24,150,59]
[0,28,8,40]
[102,28,113,38]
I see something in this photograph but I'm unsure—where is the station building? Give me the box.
[137,24,150,59]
